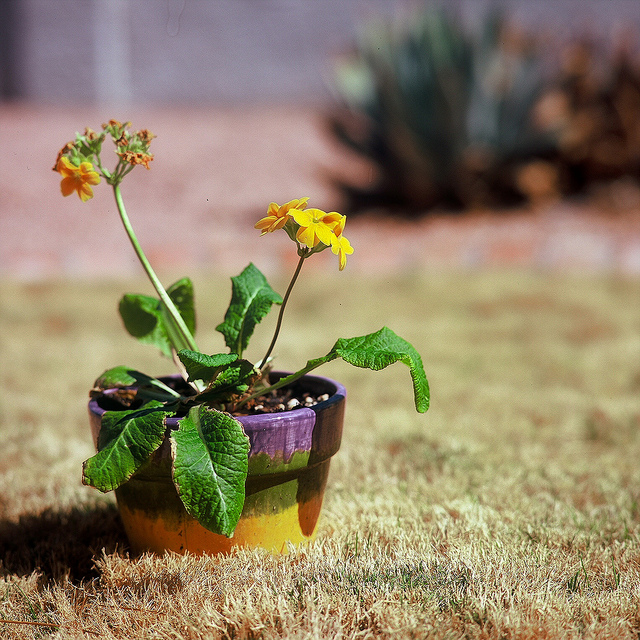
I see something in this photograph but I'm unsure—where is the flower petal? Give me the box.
[255,216,276,230]
[331,234,354,270]
[56,156,76,178]
[271,215,289,231]
[267,202,279,215]
[293,196,309,210]
[296,225,317,248]
[60,176,76,197]
[332,214,347,236]
[314,222,334,247]
[79,183,94,202]
[291,209,313,227]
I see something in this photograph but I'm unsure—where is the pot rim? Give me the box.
[88,371,347,433]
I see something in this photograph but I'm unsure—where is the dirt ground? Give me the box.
[1,102,640,280]
[2,270,640,638]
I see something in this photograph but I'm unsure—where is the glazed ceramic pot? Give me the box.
[88,373,345,555]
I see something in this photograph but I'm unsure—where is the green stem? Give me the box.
[112,184,198,353]
[259,254,306,370]
[237,359,323,409]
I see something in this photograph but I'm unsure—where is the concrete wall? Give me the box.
[3,0,639,105]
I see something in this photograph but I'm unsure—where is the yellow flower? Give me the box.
[255,197,309,235]
[331,233,354,270]
[256,199,353,269]
[292,208,340,248]
[56,156,101,202]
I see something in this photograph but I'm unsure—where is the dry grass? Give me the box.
[1,269,640,639]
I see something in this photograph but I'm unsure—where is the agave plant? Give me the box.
[330,7,557,213]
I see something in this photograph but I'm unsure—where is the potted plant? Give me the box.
[55,120,429,555]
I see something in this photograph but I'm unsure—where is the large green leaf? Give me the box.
[177,349,238,384]
[216,263,282,357]
[82,401,169,492]
[171,406,249,536]
[278,326,429,413]
[119,277,195,357]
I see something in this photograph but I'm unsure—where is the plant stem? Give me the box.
[112,184,198,353]
[237,359,322,409]
[260,254,306,370]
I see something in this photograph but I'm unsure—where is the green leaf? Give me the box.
[93,365,144,389]
[280,327,429,413]
[216,263,282,357]
[177,349,238,384]
[119,278,196,357]
[167,278,196,336]
[82,401,169,492]
[92,366,180,399]
[119,293,171,356]
[171,406,249,536]
[162,278,197,353]
[193,359,259,405]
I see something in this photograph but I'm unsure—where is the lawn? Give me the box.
[1,268,640,639]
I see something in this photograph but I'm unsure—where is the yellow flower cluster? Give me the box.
[255,198,354,270]
[54,120,157,201]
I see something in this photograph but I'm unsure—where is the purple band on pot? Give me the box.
[239,408,317,460]
[88,373,346,464]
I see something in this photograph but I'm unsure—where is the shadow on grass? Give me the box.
[0,503,128,583]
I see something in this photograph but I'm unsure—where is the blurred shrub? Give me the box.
[537,39,640,194]
[329,8,556,214]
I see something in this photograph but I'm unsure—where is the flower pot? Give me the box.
[88,373,345,555]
